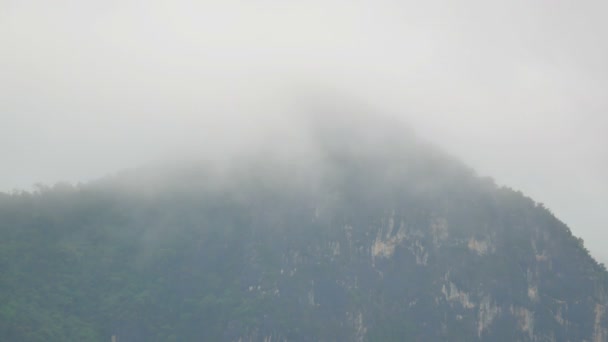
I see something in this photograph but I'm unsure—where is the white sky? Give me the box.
[1,0,607,260]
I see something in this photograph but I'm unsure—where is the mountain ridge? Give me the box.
[1,114,607,341]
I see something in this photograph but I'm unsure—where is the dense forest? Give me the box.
[1,116,607,341]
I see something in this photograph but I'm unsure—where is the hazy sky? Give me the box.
[1,0,607,260]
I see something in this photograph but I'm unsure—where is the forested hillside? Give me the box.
[1,116,607,341]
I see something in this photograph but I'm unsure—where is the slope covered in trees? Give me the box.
[1,114,607,341]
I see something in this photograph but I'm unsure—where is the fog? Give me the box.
[1,0,607,260]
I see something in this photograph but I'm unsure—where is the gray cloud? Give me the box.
[1,0,607,260]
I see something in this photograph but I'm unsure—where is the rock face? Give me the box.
[1,114,607,341]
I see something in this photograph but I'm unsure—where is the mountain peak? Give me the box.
[1,114,606,341]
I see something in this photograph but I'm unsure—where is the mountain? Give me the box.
[1,113,607,341]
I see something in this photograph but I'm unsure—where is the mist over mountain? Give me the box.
[1,113,606,341]
[2,0,607,264]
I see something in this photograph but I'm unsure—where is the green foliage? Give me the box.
[1,148,607,341]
